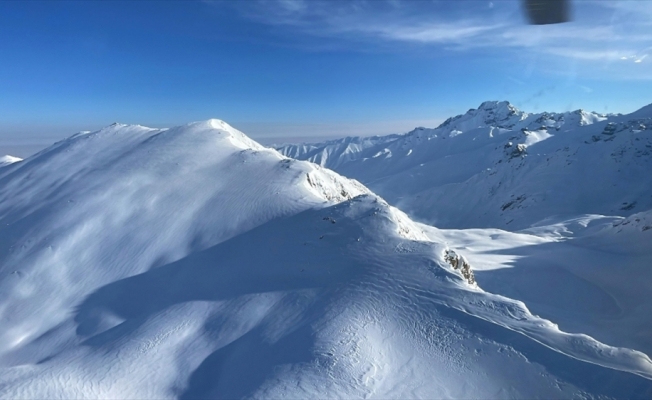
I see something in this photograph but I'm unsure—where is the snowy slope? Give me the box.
[1,120,651,398]
[277,101,651,229]
[279,134,402,170]
[0,155,22,167]
[423,212,652,361]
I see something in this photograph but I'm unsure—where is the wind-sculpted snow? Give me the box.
[0,155,22,167]
[276,101,651,230]
[1,120,651,399]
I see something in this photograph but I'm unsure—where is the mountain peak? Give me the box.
[476,100,521,118]
[180,119,266,151]
[436,100,523,131]
[478,100,516,111]
[184,118,232,131]
[207,118,229,129]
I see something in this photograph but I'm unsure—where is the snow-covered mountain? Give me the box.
[2,119,651,398]
[279,133,402,170]
[277,101,651,229]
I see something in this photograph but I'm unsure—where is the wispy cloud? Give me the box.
[368,22,504,43]
[213,0,652,79]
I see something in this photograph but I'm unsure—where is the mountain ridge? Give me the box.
[277,100,652,229]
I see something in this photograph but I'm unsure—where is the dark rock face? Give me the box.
[444,250,476,285]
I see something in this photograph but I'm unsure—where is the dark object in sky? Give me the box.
[523,0,570,24]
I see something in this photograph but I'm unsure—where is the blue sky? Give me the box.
[1,0,651,156]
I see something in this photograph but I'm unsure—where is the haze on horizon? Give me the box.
[1,0,650,157]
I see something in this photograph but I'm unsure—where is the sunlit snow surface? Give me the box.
[278,101,650,230]
[0,119,651,398]
[0,155,22,167]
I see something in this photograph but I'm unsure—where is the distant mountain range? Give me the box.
[277,101,652,229]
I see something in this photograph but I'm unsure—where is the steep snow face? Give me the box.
[0,155,22,167]
[277,101,648,229]
[1,120,651,398]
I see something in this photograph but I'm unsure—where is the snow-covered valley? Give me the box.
[1,109,651,398]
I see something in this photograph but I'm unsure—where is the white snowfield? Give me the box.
[0,119,651,399]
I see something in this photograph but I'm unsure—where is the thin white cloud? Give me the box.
[277,0,306,13]
[544,48,636,61]
[220,0,652,78]
[373,22,504,43]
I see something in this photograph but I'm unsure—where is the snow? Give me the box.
[274,101,652,396]
[279,134,403,169]
[0,155,22,167]
[423,212,652,363]
[1,117,651,398]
